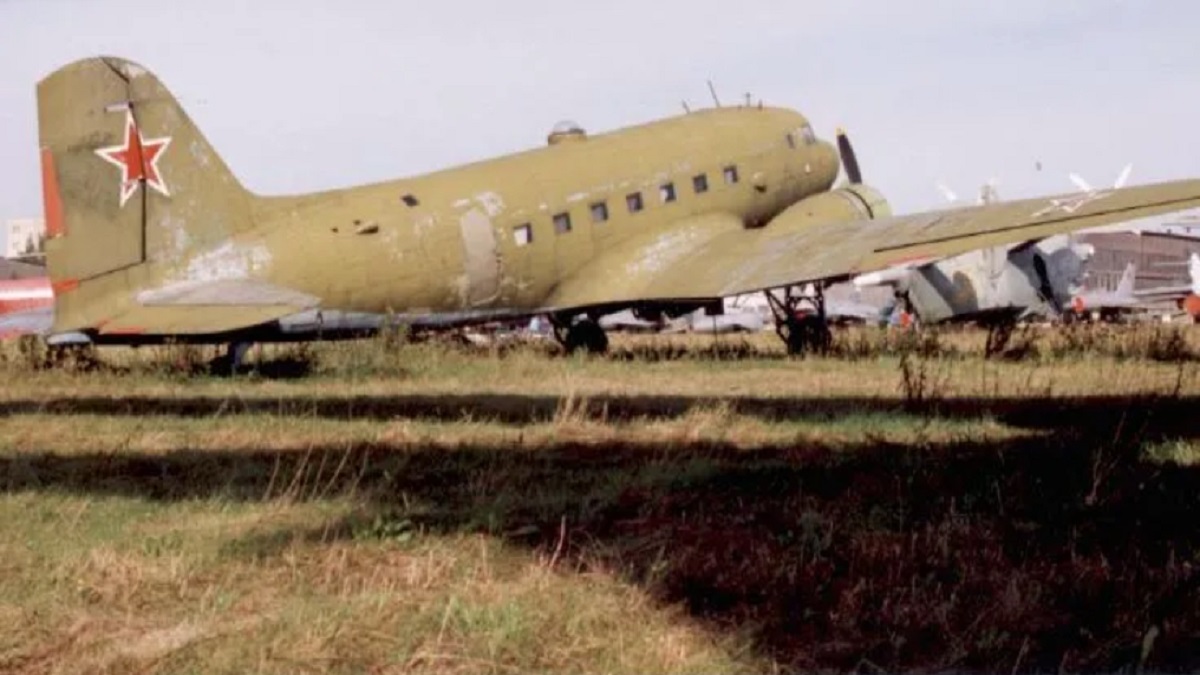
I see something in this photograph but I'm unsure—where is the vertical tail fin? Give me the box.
[38,56,255,331]
[1189,253,1200,295]
[1115,262,1136,297]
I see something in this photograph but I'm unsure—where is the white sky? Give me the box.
[2,0,1198,252]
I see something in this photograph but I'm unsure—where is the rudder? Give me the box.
[38,56,255,332]
[1115,262,1136,297]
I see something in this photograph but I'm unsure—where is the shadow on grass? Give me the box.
[3,394,1199,673]
[3,393,1200,440]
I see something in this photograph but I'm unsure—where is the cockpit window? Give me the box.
[799,124,817,146]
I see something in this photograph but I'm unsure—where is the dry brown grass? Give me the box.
[1,324,1199,673]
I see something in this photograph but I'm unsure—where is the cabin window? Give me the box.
[553,212,572,234]
[786,133,796,150]
[693,174,709,194]
[514,223,533,246]
[401,193,420,207]
[659,182,677,203]
[723,165,739,185]
[626,192,644,213]
[800,124,817,145]
[590,201,609,223]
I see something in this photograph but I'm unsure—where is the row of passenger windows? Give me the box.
[514,165,740,246]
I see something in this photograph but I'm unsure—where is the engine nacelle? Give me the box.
[767,183,892,234]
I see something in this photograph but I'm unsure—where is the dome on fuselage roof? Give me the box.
[547,120,587,145]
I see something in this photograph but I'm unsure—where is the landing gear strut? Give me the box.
[551,315,609,354]
[765,285,832,356]
[983,318,1015,358]
[210,341,252,375]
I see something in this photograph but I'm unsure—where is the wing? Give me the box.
[547,179,1200,308]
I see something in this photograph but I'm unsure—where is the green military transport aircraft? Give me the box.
[35,57,1200,362]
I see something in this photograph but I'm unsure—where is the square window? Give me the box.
[723,165,739,185]
[590,201,609,223]
[659,182,676,203]
[513,223,533,246]
[626,192,644,213]
[693,174,708,194]
[553,212,572,234]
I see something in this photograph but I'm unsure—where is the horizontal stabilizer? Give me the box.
[97,304,309,336]
[136,280,319,307]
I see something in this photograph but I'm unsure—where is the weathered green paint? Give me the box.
[36,56,1200,340]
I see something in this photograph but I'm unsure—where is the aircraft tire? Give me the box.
[784,315,831,356]
[565,320,609,354]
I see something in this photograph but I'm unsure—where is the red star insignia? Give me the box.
[94,110,172,207]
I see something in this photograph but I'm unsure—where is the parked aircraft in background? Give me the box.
[0,276,53,339]
[1068,262,1139,321]
[1068,253,1200,322]
[1184,253,1200,322]
[854,172,1091,328]
[33,56,1200,365]
[853,168,1149,331]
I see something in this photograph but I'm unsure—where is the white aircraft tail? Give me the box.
[1115,262,1137,298]
[936,182,958,203]
[1114,164,1133,189]
[1190,253,1200,295]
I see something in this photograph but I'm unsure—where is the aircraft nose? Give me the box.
[806,139,840,190]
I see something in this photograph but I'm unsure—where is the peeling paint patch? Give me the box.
[157,214,192,258]
[413,215,437,237]
[380,226,404,261]
[450,274,471,306]
[624,226,705,278]
[175,241,273,284]
[459,209,501,307]
[566,191,590,203]
[139,279,317,306]
[452,198,472,209]
[474,191,505,217]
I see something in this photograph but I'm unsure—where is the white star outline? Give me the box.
[93,110,173,208]
[1031,189,1112,219]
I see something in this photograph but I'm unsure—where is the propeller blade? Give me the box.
[1068,173,1093,193]
[1113,163,1132,189]
[836,128,862,185]
[936,182,958,203]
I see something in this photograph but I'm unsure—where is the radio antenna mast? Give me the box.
[707,80,721,108]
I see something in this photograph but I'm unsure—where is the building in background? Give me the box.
[3,218,46,259]
[1077,214,1200,292]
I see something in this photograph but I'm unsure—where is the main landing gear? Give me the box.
[210,341,252,375]
[551,315,609,354]
[765,285,832,356]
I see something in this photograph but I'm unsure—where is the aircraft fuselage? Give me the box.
[178,108,840,324]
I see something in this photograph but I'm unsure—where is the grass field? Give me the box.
[1,325,1199,674]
